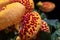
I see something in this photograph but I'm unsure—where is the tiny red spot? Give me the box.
[35,25,37,27]
[28,36,30,38]
[32,27,35,31]
[29,32,31,34]
[27,25,30,28]
[23,32,26,35]
[30,29,33,34]
[36,17,39,19]
[24,28,28,32]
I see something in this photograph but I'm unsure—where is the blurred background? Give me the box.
[33,0,60,40]
[0,0,60,40]
[34,0,60,20]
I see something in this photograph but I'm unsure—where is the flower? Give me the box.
[19,11,41,40]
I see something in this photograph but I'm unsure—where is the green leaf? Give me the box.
[51,29,60,40]
[40,13,47,19]
[44,18,60,29]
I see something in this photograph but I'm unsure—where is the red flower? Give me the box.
[40,20,50,33]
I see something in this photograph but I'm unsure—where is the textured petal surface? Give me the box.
[19,11,41,40]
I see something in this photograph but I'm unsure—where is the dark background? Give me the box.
[34,0,60,20]
[33,0,60,40]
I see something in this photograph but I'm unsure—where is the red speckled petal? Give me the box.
[40,20,50,33]
[9,0,33,12]
[19,11,41,40]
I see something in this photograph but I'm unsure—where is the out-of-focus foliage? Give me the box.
[51,29,60,40]
[40,12,60,40]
